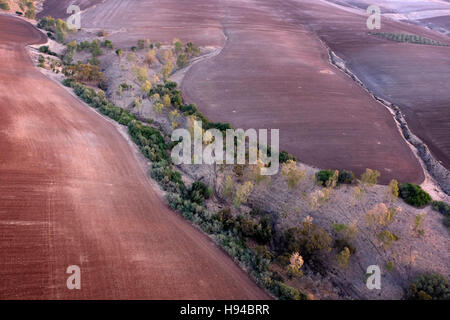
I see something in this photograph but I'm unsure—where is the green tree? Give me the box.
[222,175,234,199]
[233,181,254,208]
[406,273,449,300]
[361,168,380,187]
[281,160,305,189]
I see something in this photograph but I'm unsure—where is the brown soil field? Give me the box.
[180,0,424,184]
[40,0,450,185]
[0,15,269,300]
[36,1,450,186]
[282,0,450,172]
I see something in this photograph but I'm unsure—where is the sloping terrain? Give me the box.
[181,0,425,184]
[0,15,269,299]
[37,0,103,19]
[59,0,426,184]
[283,0,450,173]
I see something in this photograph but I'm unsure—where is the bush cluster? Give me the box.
[64,78,306,300]
[406,273,449,300]
[38,16,70,42]
[63,63,105,84]
[431,200,450,215]
[316,169,356,186]
[398,183,432,207]
[39,46,57,56]
[431,200,450,229]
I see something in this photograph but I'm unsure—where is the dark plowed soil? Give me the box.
[0,15,269,300]
[181,0,424,184]
[37,0,104,19]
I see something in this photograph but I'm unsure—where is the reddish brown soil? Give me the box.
[0,15,269,300]
[37,0,450,183]
[37,0,104,19]
[181,0,424,184]
[280,0,450,172]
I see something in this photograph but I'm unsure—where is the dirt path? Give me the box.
[0,15,269,300]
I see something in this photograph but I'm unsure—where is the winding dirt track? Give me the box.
[0,15,269,300]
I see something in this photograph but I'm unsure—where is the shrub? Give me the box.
[406,273,449,300]
[377,230,399,248]
[233,181,254,208]
[63,64,105,85]
[443,216,450,229]
[399,183,432,207]
[39,46,57,56]
[431,201,450,215]
[0,0,10,10]
[253,215,273,244]
[279,151,296,163]
[222,175,234,199]
[0,1,9,10]
[97,30,108,37]
[336,247,351,268]
[316,170,338,187]
[102,40,113,49]
[361,168,380,186]
[287,252,304,277]
[272,281,307,300]
[281,160,305,189]
[281,219,332,259]
[338,170,356,184]
[177,53,189,68]
[188,181,212,204]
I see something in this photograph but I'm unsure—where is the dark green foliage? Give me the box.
[63,63,104,84]
[177,53,189,68]
[406,273,449,300]
[253,215,273,244]
[39,46,57,56]
[188,181,212,204]
[0,1,10,10]
[76,40,104,56]
[443,216,450,229]
[38,17,70,43]
[271,281,307,300]
[101,40,114,49]
[431,201,450,215]
[334,238,356,255]
[338,170,356,184]
[316,170,336,187]
[38,16,56,30]
[120,82,132,91]
[398,183,432,207]
[281,223,332,259]
[279,151,296,163]
[185,42,201,57]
